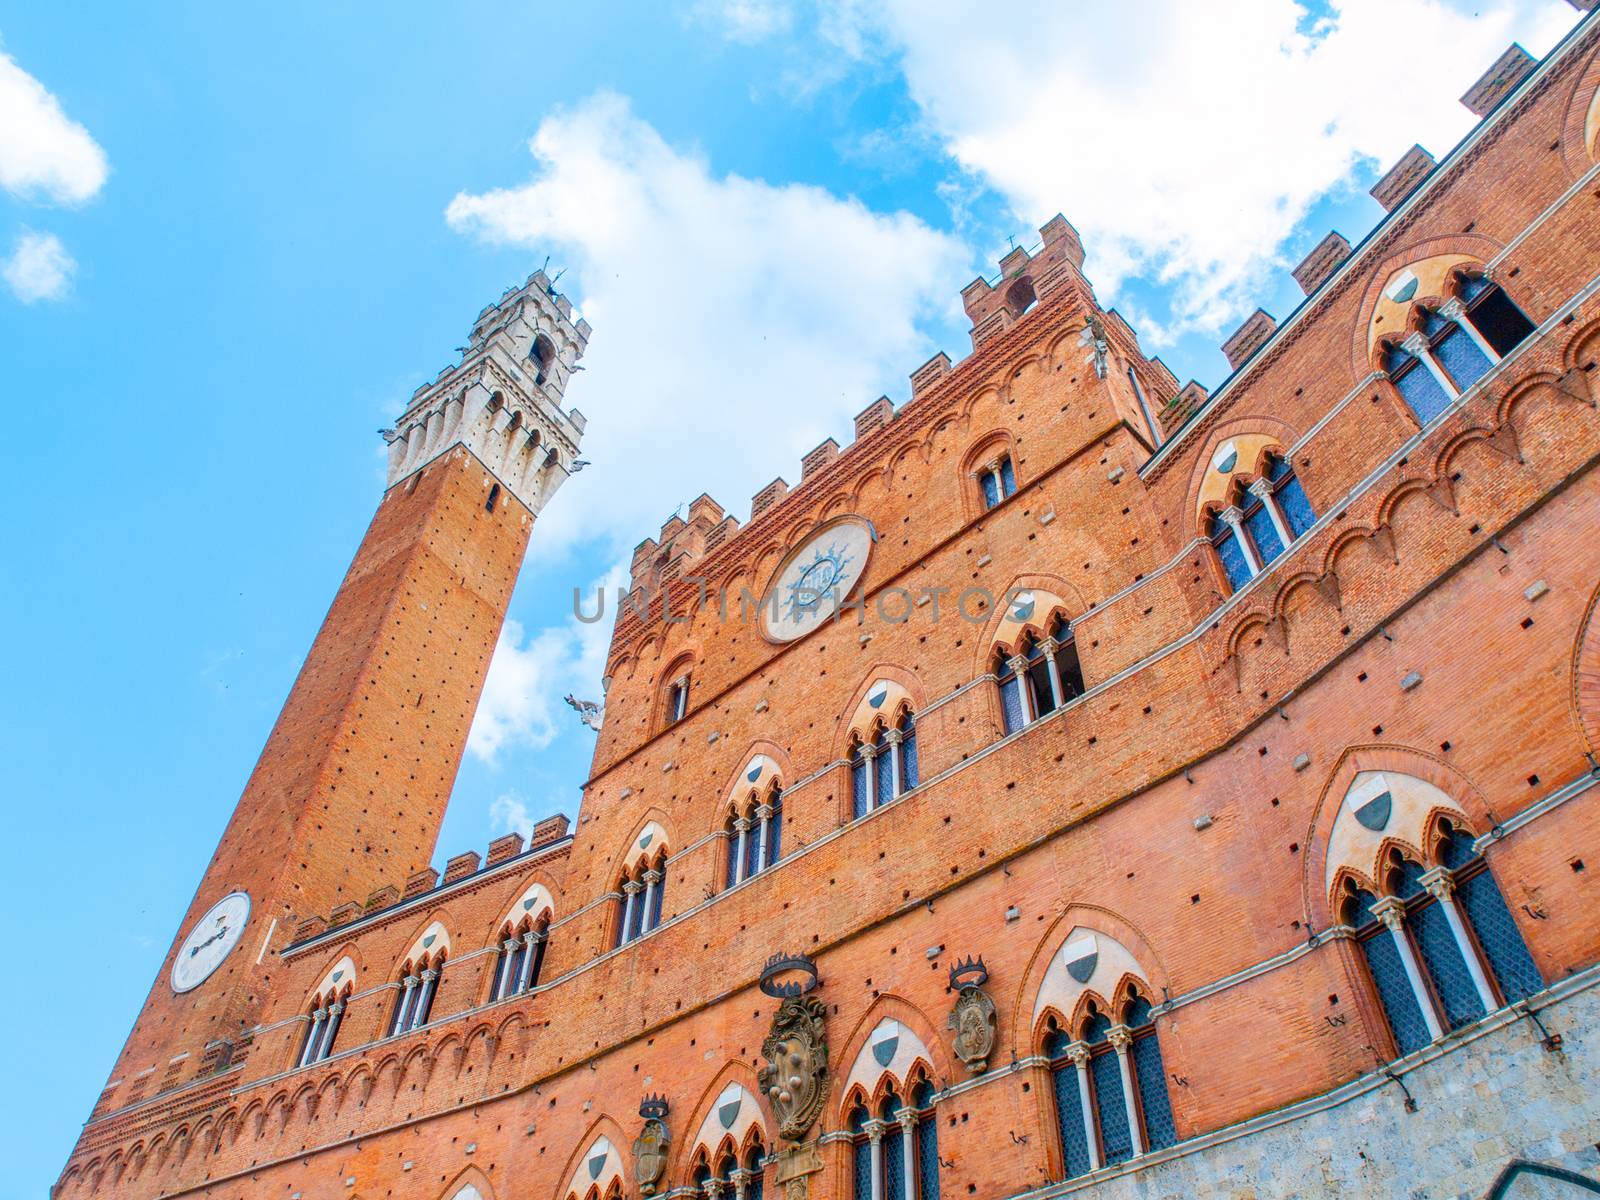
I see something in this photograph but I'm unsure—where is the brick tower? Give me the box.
[95,272,590,1110]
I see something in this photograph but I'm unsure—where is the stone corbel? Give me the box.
[1555,366,1596,407]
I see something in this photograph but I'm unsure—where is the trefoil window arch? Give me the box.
[724,783,784,890]
[1382,274,1535,425]
[490,912,549,1001]
[615,853,667,948]
[386,950,446,1037]
[847,1076,941,1200]
[296,981,351,1068]
[1206,453,1316,594]
[850,707,920,819]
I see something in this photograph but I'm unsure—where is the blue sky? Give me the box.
[0,0,1583,1191]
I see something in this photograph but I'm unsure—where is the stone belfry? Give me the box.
[97,272,590,1109]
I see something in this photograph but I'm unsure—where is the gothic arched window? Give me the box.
[491,915,548,1001]
[1343,828,1543,1060]
[1207,454,1316,594]
[1383,279,1535,425]
[296,983,350,1068]
[850,708,921,819]
[998,619,1084,734]
[725,786,784,890]
[387,953,444,1037]
[614,855,666,947]
[848,1083,941,1200]
[977,455,1018,511]
[1044,991,1174,1179]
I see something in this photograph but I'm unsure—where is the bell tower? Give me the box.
[94,271,590,1112]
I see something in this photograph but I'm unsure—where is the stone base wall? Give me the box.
[1024,975,1600,1200]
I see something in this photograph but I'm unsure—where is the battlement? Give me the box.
[629,494,740,592]
[291,815,572,946]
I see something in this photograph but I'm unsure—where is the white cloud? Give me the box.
[3,229,75,302]
[490,791,537,838]
[824,0,1577,336]
[467,559,628,764]
[0,48,108,204]
[446,92,969,559]
[691,0,795,42]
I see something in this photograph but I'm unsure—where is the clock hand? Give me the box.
[189,925,228,956]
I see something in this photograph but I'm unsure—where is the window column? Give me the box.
[755,803,774,872]
[1438,298,1500,366]
[495,937,519,999]
[391,975,418,1036]
[1401,332,1459,401]
[641,868,662,933]
[861,743,880,810]
[1039,636,1066,710]
[1066,1042,1102,1172]
[865,1120,886,1200]
[320,999,344,1060]
[1106,1026,1144,1158]
[895,1107,918,1200]
[1371,897,1445,1042]
[621,879,642,944]
[300,1008,326,1067]
[732,818,752,884]
[1421,867,1498,1014]
[1007,655,1035,723]
[885,729,903,799]
[731,1167,751,1200]
[414,967,439,1030]
[1219,507,1261,576]
[1247,479,1294,552]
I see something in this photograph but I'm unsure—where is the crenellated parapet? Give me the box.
[384,269,591,511]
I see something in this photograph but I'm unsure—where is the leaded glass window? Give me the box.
[1349,886,1431,1055]
[765,792,783,866]
[1046,1030,1092,1180]
[1433,324,1493,392]
[999,671,1025,734]
[1387,343,1452,425]
[1243,499,1284,565]
[851,747,869,820]
[1210,514,1253,591]
[899,715,919,791]
[913,1081,939,1200]
[1126,997,1175,1152]
[874,728,894,806]
[1464,284,1535,356]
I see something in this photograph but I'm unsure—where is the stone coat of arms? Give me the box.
[947,956,997,1074]
[759,995,830,1142]
[632,1094,670,1195]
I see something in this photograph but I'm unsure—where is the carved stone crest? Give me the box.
[759,995,829,1141]
[947,956,996,1074]
[632,1094,670,1195]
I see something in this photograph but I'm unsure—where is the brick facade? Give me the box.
[56,12,1600,1200]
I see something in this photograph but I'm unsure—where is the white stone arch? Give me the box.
[690,1082,767,1162]
[621,821,670,877]
[496,882,555,933]
[399,920,451,970]
[842,1018,936,1103]
[1324,770,1470,899]
[310,955,356,1004]
[1032,928,1149,1032]
[565,1135,625,1199]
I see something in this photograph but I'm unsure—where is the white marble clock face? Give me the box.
[763,518,875,643]
[171,891,251,994]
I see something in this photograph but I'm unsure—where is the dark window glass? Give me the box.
[1243,499,1285,566]
[766,794,783,866]
[1211,519,1253,590]
[1089,1045,1133,1165]
[1048,1036,1092,1179]
[1000,457,1017,497]
[999,673,1025,734]
[1131,1031,1175,1152]
[746,1147,766,1200]
[917,1107,940,1200]
[648,875,665,930]
[1410,899,1484,1030]
[744,813,761,878]
[1467,287,1535,356]
[416,969,438,1025]
[852,1136,872,1200]
[874,733,894,804]
[1392,358,1452,425]
[1055,632,1085,699]
[1354,889,1431,1055]
[725,823,740,887]
[1026,656,1057,718]
[981,471,1000,510]
[529,934,546,988]
[1433,325,1493,392]
[884,1119,905,1199]
[900,718,919,791]
[851,753,869,820]
[1458,274,1493,303]
[505,942,526,996]
[1276,474,1316,539]
[1457,868,1543,1003]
